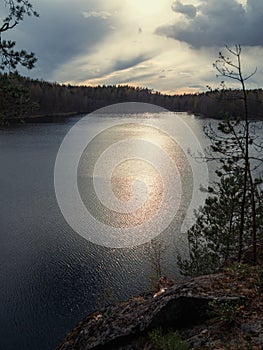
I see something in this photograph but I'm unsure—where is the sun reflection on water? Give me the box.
[77,122,193,243]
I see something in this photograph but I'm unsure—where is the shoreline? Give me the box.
[2,110,263,126]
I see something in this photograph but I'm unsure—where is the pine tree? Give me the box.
[178,45,263,276]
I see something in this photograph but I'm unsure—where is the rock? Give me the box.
[241,323,261,336]
[153,276,174,298]
[187,334,206,349]
[55,273,246,350]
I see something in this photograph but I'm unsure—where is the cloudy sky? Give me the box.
[2,0,263,94]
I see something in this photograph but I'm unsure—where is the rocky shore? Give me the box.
[55,265,263,350]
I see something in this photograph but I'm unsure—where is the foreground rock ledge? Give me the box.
[55,271,260,350]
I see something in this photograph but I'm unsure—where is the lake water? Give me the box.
[0,105,221,349]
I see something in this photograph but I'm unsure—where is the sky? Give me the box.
[2,0,263,94]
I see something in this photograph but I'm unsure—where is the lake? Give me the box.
[0,103,220,349]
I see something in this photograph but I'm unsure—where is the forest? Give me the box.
[1,72,263,123]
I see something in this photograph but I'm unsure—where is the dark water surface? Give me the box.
[0,111,207,349]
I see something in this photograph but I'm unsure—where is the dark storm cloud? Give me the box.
[113,54,153,72]
[156,0,263,48]
[105,72,155,85]
[4,0,114,79]
[172,1,197,19]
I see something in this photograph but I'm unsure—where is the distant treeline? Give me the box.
[1,73,263,122]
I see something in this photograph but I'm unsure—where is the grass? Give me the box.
[148,328,188,350]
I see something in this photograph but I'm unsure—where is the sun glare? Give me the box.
[124,0,171,21]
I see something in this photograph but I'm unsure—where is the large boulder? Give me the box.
[56,273,246,350]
